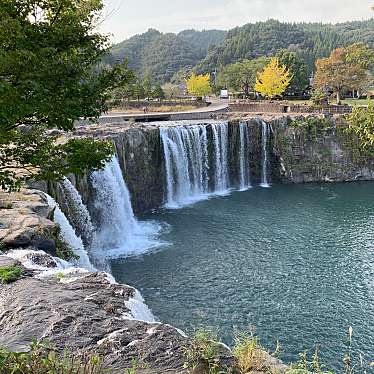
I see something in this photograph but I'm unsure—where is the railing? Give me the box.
[228,101,353,114]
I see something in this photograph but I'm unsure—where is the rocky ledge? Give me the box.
[0,261,188,373]
[0,189,56,251]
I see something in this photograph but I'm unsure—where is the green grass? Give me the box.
[342,98,370,107]
[0,342,107,374]
[0,265,22,284]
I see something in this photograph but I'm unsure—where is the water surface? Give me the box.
[111,183,374,368]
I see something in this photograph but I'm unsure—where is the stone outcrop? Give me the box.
[0,189,57,252]
[0,269,187,373]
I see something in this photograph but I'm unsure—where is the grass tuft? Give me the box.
[0,265,22,284]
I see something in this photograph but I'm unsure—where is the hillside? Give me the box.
[106,19,374,83]
[196,19,374,74]
[107,29,226,83]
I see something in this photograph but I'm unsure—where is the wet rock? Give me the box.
[24,250,58,268]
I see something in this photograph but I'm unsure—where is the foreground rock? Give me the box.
[0,189,57,251]
[0,270,188,373]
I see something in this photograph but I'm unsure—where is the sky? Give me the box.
[99,0,374,43]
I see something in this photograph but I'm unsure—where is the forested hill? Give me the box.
[106,19,374,83]
[106,29,226,83]
[195,19,374,74]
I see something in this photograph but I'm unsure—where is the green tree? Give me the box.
[345,43,374,69]
[0,0,133,191]
[152,84,165,99]
[142,73,153,98]
[346,101,374,155]
[276,49,309,94]
[217,57,270,96]
[133,80,145,101]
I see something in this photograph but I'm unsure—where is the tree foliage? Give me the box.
[255,58,292,98]
[216,57,270,96]
[107,29,225,83]
[313,47,369,104]
[346,101,374,155]
[105,19,374,85]
[276,49,309,94]
[0,0,132,191]
[186,74,211,97]
[196,19,374,76]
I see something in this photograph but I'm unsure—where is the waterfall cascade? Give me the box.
[160,122,230,208]
[260,120,270,188]
[46,194,95,271]
[211,123,229,193]
[160,125,210,208]
[58,178,95,245]
[238,122,251,191]
[90,157,164,259]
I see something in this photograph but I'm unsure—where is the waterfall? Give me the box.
[211,122,229,193]
[90,156,164,259]
[160,125,210,208]
[58,178,95,245]
[46,195,95,271]
[238,122,251,191]
[260,120,271,188]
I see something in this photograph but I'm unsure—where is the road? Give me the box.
[101,98,229,119]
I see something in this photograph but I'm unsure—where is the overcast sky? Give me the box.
[99,0,374,42]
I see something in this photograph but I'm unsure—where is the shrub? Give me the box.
[233,334,268,373]
[0,342,107,374]
[183,329,223,374]
[0,265,22,284]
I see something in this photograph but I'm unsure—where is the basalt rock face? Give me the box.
[46,117,373,217]
[113,127,164,213]
[47,124,165,216]
[272,117,374,183]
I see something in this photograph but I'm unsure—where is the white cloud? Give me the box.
[99,0,373,42]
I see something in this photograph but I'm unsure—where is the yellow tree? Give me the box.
[186,73,212,97]
[255,58,292,98]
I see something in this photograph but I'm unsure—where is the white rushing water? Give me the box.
[160,125,210,208]
[90,156,165,259]
[161,122,230,208]
[211,122,229,193]
[238,122,251,191]
[46,194,95,271]
[260,120,270,188]
[59,178,95,245]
